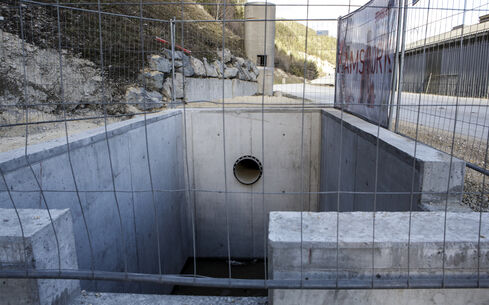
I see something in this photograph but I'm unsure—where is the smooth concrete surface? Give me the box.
[185,109,321,258]
[271,288,489,305]
[0,110,191,293]
[0,208,79,305]
[185,78,258,102]
[268,211,489,282]
[319,109,466,212]
[232,79,259,98]
[71,292,267,305]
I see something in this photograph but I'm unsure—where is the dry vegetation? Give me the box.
[1,0,335,87]
[1,0,245,85]
[275,21,336,79]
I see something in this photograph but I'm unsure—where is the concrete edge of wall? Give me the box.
[0,107,322,175]
[321,108,465,165]
[0,110,182,173]
[183,107,320,114]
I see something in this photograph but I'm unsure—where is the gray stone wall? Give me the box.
[125,49,259,108]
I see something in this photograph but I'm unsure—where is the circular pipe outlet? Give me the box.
[233,155,263,185]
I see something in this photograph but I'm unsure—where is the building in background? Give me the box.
[317,29,329,36]
[402,15,489,98]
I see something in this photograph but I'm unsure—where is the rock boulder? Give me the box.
[148,55,171,73]
[162,73,184,99]
[203,58,219,78]
[125,87,163,110]
[190,57,206,77]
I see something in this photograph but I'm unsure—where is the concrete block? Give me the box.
[0,208,79,305]
[268,211,489,282]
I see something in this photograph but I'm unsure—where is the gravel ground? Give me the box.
[396,121,489,211]
[0,109,126,152]
[71,291,268,305]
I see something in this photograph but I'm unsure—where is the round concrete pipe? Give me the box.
[233,155,263,185]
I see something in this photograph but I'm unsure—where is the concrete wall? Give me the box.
[0,111,191,293]
[319,109,466,212]
[185,78,258,102]
[185,109,321,258]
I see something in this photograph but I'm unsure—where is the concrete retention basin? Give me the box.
[0,107,471,299]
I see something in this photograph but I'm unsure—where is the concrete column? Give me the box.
[245,2,276,95]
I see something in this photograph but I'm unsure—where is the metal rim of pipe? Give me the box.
[233,155,263,185]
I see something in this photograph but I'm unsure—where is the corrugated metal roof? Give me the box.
[406,21,489,50]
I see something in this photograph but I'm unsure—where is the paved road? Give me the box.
[274,84,489,141]
[274,83,335,105]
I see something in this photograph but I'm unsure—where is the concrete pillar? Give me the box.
[244,2,275,95]
[0,208,79,305]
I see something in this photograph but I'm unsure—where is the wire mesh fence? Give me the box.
[1,0,489,298]
[391,0,489,211]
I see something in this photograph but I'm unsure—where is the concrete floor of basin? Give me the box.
[172,258,267,297]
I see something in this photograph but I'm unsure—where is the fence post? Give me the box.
[394,0,409,133]
[334,16,341,107]
[388,0,404,130]
[170,17,176,108]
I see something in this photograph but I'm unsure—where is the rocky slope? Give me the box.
[0,29,125,114]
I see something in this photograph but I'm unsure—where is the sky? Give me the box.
[263,0,489,38]
[269,0,367,36]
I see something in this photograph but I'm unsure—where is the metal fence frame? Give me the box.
[1,0,489,292]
